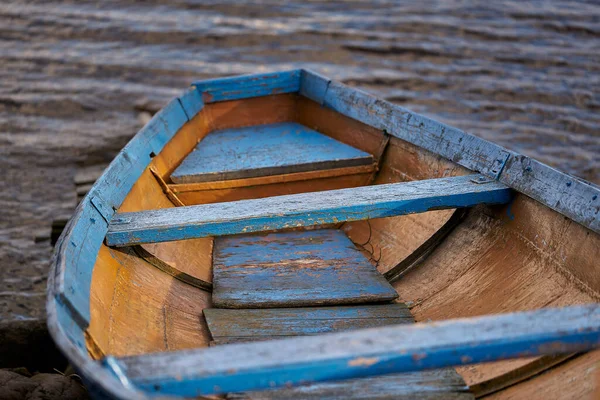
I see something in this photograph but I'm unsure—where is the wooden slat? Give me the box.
[169,164,375,193]
[170,122,373,184]
[204,305,412,342]
[228,371,472,400]
[192,70,300,103]
[117,304,600,397]
[211,230,398,308]
[106,174,512,246]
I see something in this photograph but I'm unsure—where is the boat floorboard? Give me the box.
[203,304,414,344]
[211,229,399,308]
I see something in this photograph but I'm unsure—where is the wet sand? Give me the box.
[1,0,599,321]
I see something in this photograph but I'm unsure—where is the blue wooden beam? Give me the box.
[116,304,600,397]
[105,174,511,246]
[192,70,301,103]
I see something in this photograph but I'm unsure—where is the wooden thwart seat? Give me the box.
[116,304,599,397]
[211,230,398,308]
[203,305,472,399]
[106,174,512,246]
[170,122,374,184]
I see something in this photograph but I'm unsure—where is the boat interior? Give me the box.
[51,71,600,399]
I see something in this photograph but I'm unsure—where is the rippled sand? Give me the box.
[1,0,599,320]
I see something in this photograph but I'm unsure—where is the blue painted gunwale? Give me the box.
[192,70,300,103]
[118,304,600,397]
[105,174,512,246]
[46,69,600,400]
[47,84,210,399]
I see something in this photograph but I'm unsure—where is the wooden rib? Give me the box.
[150,167,184,206]
[106,175,512,246]
[384,208,468,282]
[117,304,600,397]
[394,193,600,388]
[169,164,375,192]
[469,354,577,398]
[175,173,374,206]
[484,350,600,399]
[131,245,212,292]
[343,136,469,275]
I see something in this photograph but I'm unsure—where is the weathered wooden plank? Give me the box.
[299,71,600,233]
[178,85,204,120]
[299,69,330,105]
[211,230,398,308]
[170,122,373,184]
[228,371,472,400]
[207,306,409,340]
[204,305,412,343]
[106,174,511,246]
[193,70,301,103]
[169,164,375,193]
[118,304,600,396]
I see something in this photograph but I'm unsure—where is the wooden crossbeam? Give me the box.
[114,304,600,397]
[106,174,511,246]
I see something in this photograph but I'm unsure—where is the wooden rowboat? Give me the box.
[48,70,600,399]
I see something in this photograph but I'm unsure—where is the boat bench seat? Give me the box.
[211,229,399,308]
[170,122,374,184]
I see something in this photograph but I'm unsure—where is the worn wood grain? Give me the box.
[204,305,412,342]
[228,371,472,400]
[88,245,212,358]
[485,350,600,400]
[132,245,212,292]
[193,70,301,103]
[174,173,374,206]
[392,189,600,387]
[118,304,600,396]
[212,230,398,308]
[169,165,375,193]
[106,174,512,246]
[170,122,373,184]
[467,354,576,398]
